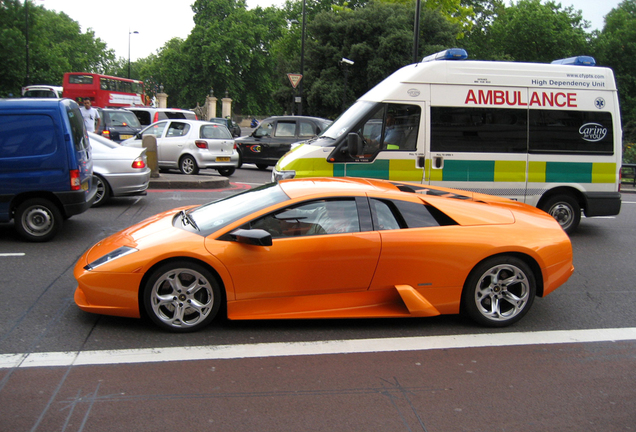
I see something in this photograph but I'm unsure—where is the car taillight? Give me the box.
[70,169,81,191]
[195,140,208,149]
[102,129,111,138]
[132,157,146,169]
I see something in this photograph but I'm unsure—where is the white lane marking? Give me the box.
[1,327,635,369]
[0,253,25,257]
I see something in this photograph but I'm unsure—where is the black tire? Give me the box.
[217,167,235,177]
[179,155,199,175]
[462,256,536,327]
[14,198,63,242]
[256,164,269,170]
[143,261,221,332]
[237,152,243,169]
[92,174,110,207]
[540,195,581,234]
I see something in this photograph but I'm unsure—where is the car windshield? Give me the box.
[109,111,141,127]
[186,183,289,235]
[309,101,378,147]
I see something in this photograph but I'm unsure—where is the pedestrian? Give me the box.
[80,98,100,133]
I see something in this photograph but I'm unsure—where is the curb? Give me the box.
[147,173,230,189]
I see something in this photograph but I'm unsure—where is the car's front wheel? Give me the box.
[143,261,221,332]
[14,198,63,242]
[462,256,536,327]
[179,155,199,175]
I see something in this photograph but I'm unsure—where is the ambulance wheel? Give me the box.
[541,195,580,234]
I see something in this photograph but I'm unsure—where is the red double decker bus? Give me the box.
[62,73,148,107]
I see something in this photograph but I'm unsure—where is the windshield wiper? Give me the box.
[180,210,200,231]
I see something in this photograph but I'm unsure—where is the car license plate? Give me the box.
[120,134,133,140]
[216,157,230,162]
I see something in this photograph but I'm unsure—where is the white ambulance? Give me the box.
[273,49,622,233]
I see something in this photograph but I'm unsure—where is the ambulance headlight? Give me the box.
[272,169,296,182]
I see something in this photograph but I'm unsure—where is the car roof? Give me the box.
[261,115,331,122]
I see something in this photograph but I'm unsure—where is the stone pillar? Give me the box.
[221,90,232,119]
[206,89,218,119]
[156,91,168,108]
[142,135,160,178]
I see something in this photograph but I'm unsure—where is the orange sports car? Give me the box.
[74,177,573,332]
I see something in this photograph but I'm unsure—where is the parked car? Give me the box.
[21,85,63,98]
[89,133,151,207]
[209,117,241,137]
[121,119,238,176]
[0,98,96,241]
[235,115,332,169]
[125,107,198,127]
[74,177,573,332]
[96,108,143,143]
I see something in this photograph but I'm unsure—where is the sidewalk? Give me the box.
[148,172,230,189]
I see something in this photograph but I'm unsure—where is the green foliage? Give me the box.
[0,0,114,97]
[300,2,457,118]
[594,0,636,136]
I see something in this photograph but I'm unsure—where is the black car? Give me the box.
[96,108,143,143]
[209,117,241,137]
[235,116,332,169]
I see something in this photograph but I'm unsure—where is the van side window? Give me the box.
[431,107,528,153]
[529,110,613,155]
[0,115,56,157]
[353,104,421,158]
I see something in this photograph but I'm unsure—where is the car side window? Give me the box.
[274,121,296,137]
[370,198,443,229]
[166,122,190,137]
[248,199,360,238]
[143,122,167,138]
[299,121,315,137]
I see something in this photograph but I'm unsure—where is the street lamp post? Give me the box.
[128,30,139,79]
[299,0,306,116]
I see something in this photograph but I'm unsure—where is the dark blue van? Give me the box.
[0,99,96,241]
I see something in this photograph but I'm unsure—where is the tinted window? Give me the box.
[66,104,88,152]
[299,121,315,137]
[248,199,360,238]
[529,110,613,155]
[130,110,151,125]
[201,124,232,139]
[0,114,56,158]
[275,121,296,137]
[431,107,527,153]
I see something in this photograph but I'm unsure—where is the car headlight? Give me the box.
[272,169,296,182]
[84,246,138,270]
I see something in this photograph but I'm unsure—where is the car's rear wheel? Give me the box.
[14,198,63,242]
[540,195,580,234]
[462,256,536,327]
[217,167,235,176]
[92,174,110,207]
[143,261,221,332]
[179,155,199,175]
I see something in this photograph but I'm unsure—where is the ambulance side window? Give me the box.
[352,103,421,159]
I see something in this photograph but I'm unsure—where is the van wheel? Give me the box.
[540,195,580,234]
[15,198,63,242]
[180,155,199,175]
[92,175,110,207]
[217,167,235,177]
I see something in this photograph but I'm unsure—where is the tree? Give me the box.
[594,0,636,154]
[0,0,115,97]
[302,2,457,118]
[468,0,590,62]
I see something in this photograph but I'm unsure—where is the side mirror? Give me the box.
[347,133,362,157]
[230,229,273,246]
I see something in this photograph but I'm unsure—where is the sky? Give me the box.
[40,0,622,62]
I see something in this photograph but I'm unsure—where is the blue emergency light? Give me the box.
[422,48,468,62]
[551,56,596,66]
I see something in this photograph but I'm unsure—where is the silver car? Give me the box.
[121,119,239,176]
[89,133,151,207]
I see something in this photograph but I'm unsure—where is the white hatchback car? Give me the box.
[122,119,239,176]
